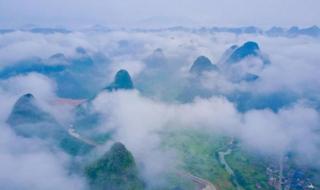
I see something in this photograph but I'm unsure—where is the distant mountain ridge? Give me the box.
[0,25,319,37]
[0,47,110,99]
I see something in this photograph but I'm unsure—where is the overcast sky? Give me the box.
[0,0,319,28]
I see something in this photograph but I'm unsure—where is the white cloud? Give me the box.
[91,89,320,180]
[0,28,320,188]
[0,125,87,190]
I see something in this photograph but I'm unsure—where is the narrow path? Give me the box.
[68,126,99,146]
[179,172,217,190]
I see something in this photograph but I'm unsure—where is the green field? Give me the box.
[224,147,274,190]
[160,127,274,190]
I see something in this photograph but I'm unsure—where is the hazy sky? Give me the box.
[0,0,319,28]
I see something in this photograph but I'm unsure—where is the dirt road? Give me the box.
[180,173,217,190]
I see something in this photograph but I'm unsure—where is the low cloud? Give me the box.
[0,29,319,188]
[0,124,87,190]
[91,90,320,183]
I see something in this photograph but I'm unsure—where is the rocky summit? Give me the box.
[226,41,260,64]
[190,56,218,75]
[106,69,134,91]
[85,142,144,190]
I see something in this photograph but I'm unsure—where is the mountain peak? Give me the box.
[13,93,36,110]
[190,56,218,75]
[226,41,261,64]
[242,41,260,51]
[22,93,34,99]
[106,69,134,91]
[145,48,167,68]
[110,142,127,153]
[6,93,51,126]
[85,142,144,190]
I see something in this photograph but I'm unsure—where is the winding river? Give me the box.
[218,139,242,190]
